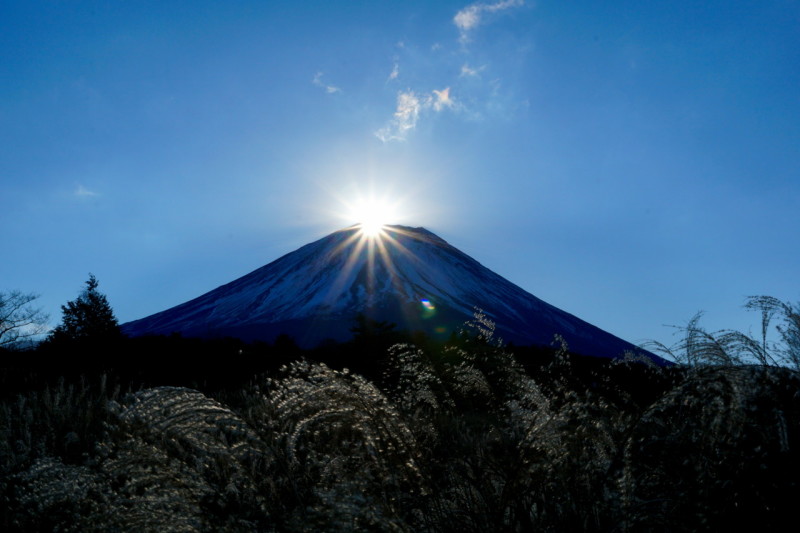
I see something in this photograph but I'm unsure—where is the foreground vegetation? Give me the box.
[2,301,799,532]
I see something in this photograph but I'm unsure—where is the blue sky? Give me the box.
[2,0,799,350]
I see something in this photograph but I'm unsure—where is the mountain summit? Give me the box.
[123,225,648,358]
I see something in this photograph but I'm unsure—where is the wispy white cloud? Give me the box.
[388,62,399,81]
[454,0,524,43]
[372,0,526,142]
[75,184,99,197]
[432,87,455,112]
[375,91,422,142]
[312,72,341,94]
[460,63,485,77]
[375,87,457,142]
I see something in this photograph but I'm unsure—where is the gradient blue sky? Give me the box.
[2,0,799,350]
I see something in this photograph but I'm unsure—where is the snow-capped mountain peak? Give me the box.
[123,225,651,359]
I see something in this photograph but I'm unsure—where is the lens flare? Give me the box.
[420,297,436,319]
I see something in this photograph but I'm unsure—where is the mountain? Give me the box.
[123,225,653,359]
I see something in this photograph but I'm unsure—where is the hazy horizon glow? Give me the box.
[1,1,798,350]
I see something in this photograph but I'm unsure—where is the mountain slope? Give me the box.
[123,225,651,359]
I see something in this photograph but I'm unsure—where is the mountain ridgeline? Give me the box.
[123,225,652,360]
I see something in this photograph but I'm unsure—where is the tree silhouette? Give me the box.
[350,313,397,339]
[49,274,120,344]
[0,290,49,348]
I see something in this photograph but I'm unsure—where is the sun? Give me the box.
[347,195,401,238]
[360,220,384,237]
[358,205,387,237]
[325,179,419,239]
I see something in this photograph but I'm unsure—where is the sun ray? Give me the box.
[322,230,369,306]
[294,221,459,342]
[368,226,449,328]
[308,174,452,334]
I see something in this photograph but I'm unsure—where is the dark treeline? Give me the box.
[2,280,800,531]
[2,305,799,532]
[0,316,668,402]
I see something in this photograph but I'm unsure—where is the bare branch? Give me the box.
[0,290,50,348]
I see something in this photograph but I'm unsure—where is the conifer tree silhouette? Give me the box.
[49,274,120,343]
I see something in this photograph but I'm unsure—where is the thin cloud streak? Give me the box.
[75,185,99,197]
[454,0,524,43]
[388,63,399,81]
[460,64,485,77]
[312,72,341,94]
